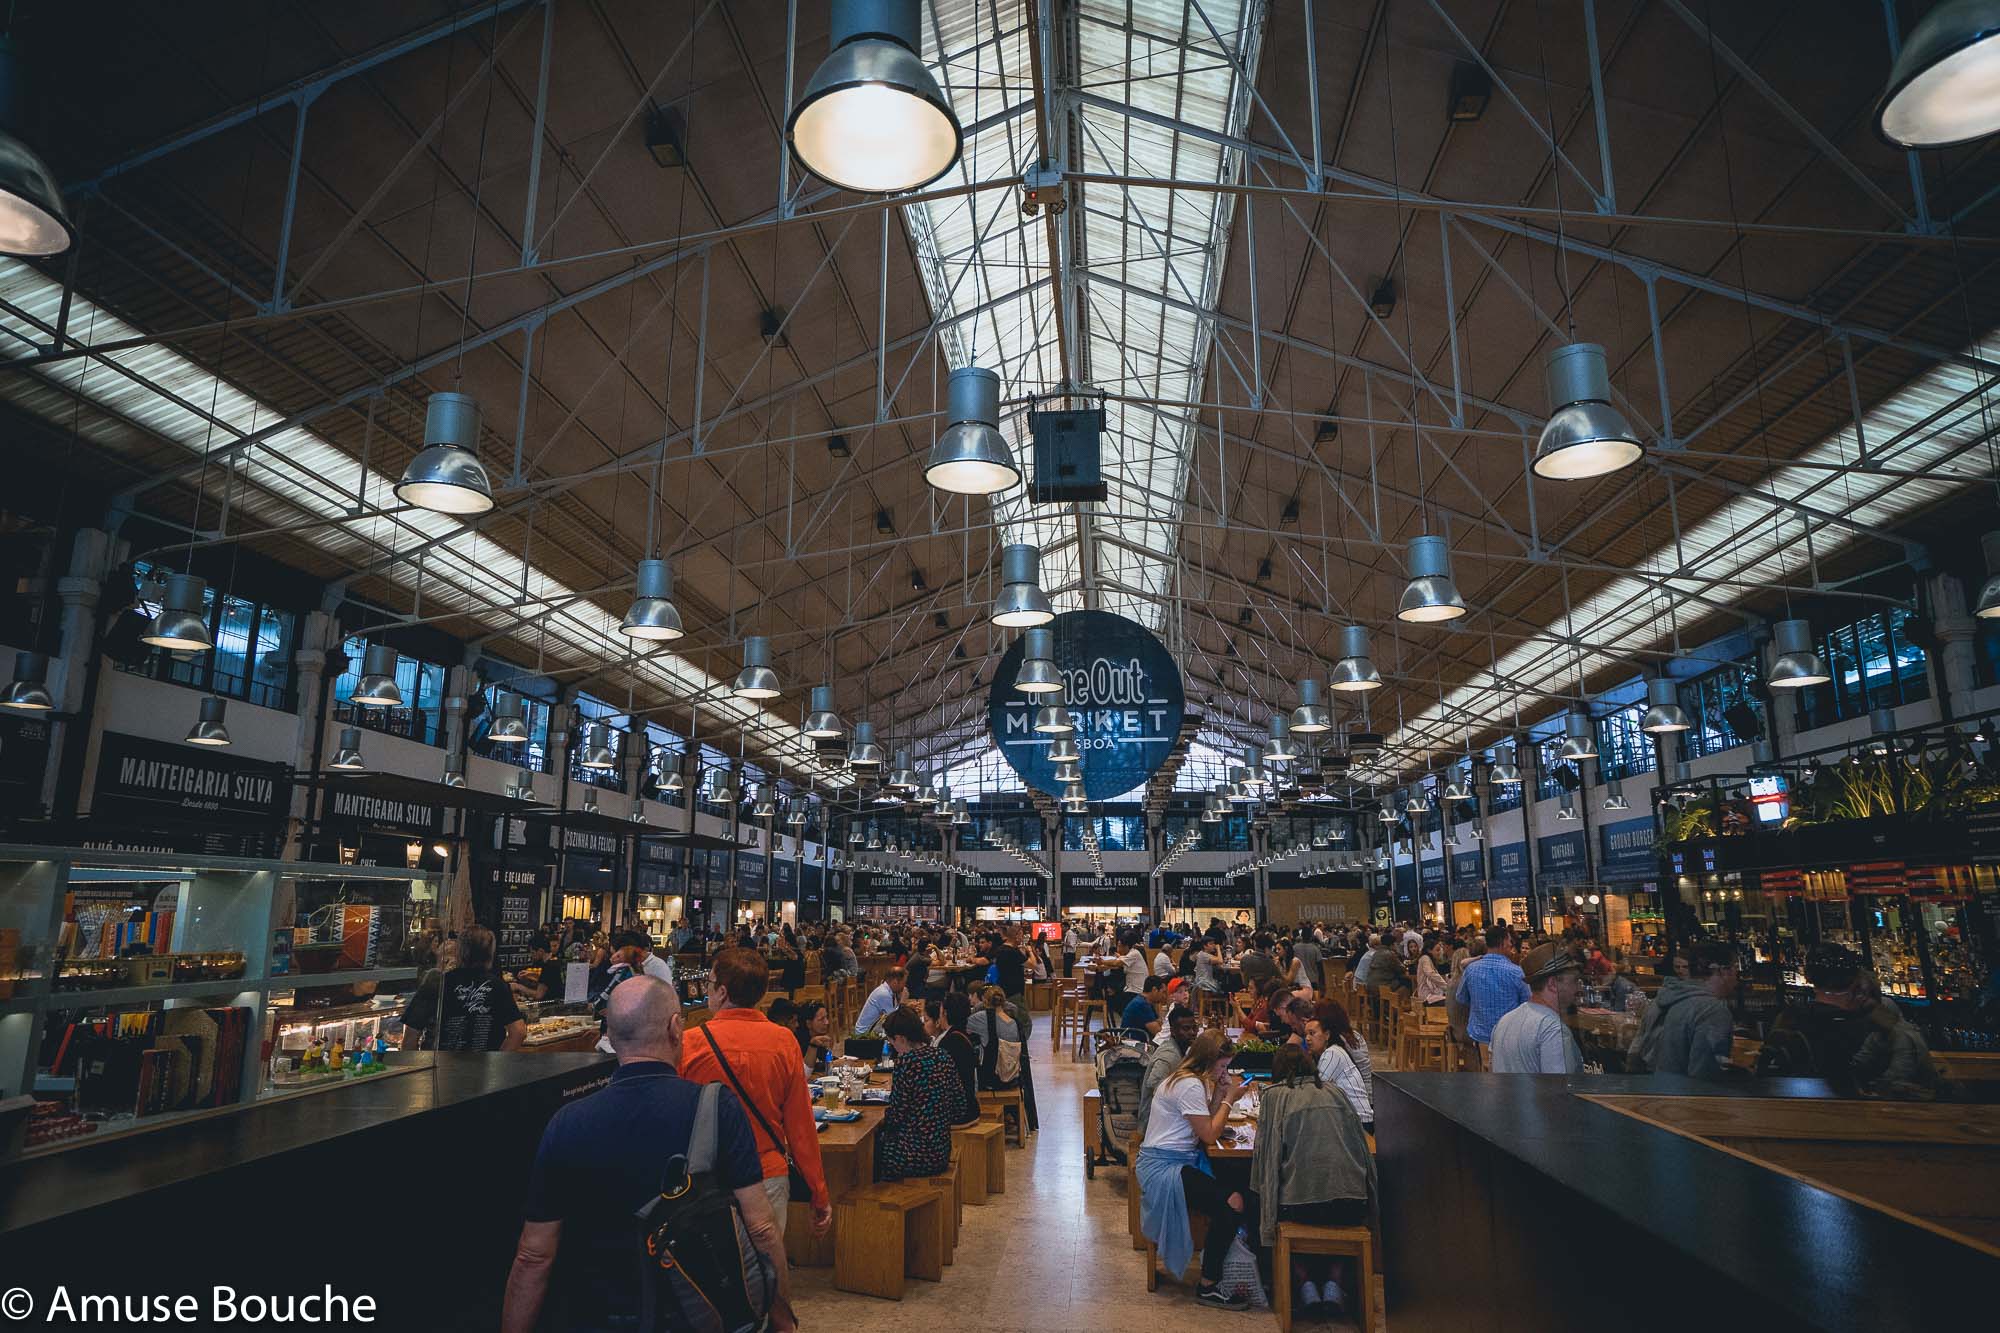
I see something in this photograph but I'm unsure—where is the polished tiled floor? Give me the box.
[791,1039,1380,1331]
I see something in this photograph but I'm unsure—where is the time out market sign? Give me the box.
[987,610,1185,800]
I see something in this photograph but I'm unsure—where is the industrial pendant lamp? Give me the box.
[848,720,885,769]
[1328,625,1382,691]
[732,636,781,699]
[353,644,404,707]
[582,787,602,814]
[1047,734,1081,763]
[1052,757,1083,784]
[1290,678,1332,732]
[1406,785,1431,814]
[1640,675,1691,733]
[888,749,920,791]
[1875,0,2000,146]
[1975,532,2000,618]
[1559,712,1597,761]
[1489,742,1523,785]
[1264,715,1297,763]
[395,392,494,516]
[925,366,1018,495]
[0,39,72,256]
[1442,767,1473,803]
[1533,343,1643,480]
[0,650,52,711]
[1032,702,1075,734]
[184,695,231,746]
[1015,627,1062,693]
[1767,619,1830,689]
[141,573,214,653]
[442,752,468,788]
[1397,534,1467,623]
[1602,778,1630,811]
[951,798,971,825]
[804,684,845,739]
[581,723,618,770]
[990,543,1054,627]
[751,785,778,819]
[621,558,685,641]
[489,691,529,743]
[330,727,366,771]
[786,0,962,194]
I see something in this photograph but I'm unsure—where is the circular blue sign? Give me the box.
[987,609,1186,800]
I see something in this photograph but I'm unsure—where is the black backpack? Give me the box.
[634,1082,777,1333]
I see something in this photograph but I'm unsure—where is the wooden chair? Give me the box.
[1025,978,1056,1013]
[979,1088,1027,1146]
[1273,1222,1374,1333]
[1194,986,1229,1026]
[1403,1025,1448,1072]
[953,1121,1005,1201]
[833,1183,946,1300]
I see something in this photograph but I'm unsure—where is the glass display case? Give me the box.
[520,997,598,1052]
[0,845,446,1154]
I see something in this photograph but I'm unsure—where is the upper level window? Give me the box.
[1798,607,1930,731]
[469,683,553,772]
[1677,654,1763,759]
[118,561,296,711]
[331,635,448,745]
[1594,702,1655,783]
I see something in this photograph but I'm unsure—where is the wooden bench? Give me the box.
[920,1157,963,1263]
[1142,1212,1208,1291]
[833,1182,946,1300]
[979,1088,1026,1145]
[1274,1222,1374,1333]
[953,1119,1006,1198]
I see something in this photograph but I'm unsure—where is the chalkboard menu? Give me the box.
[489,865,544,971]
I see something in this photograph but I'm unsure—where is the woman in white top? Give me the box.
[1307,998,1373,1130]
[1122,935,1149,999]
[1415,939,1450,1007]
[1136,1030,1252,1307]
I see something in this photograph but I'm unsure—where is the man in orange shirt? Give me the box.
[680,948,832,1239]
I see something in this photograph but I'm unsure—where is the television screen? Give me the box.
[1030,921,1063,942]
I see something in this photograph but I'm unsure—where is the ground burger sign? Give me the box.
[988,609,1185,800]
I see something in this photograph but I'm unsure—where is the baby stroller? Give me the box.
[1088,1028,1150,1176]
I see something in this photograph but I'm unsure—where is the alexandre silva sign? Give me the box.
[987,609,1185,800]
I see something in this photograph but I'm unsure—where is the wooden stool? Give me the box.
[1406,1026,1448,1071]
[920,1161,962,1263]
[1273,1222,1373,1333]
[953,1126,993,1204]
[979,1089,1026,1146]
[955,1120,1006,1196]
[1195,988,1228,1025]
[1026,979,1056,1013]
[1142,1212,1209,1291]
[833,1182,946,1300]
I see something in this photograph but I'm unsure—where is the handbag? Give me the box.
[703,1030,813,1198]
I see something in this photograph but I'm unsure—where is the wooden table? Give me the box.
[789,1063,889,1268]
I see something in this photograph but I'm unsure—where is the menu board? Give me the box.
[487,865,544,971]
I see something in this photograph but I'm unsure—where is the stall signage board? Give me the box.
[1419,856,1445,893]
[988,609,1185,800]
[1598,815,1658,883]
[326,787,441,837]
[1060,871,1147,904]
[1393,861,1417,897]
[736,850,767,898]
[961,871,1045,908]
[1537,829,1588,888]
[1164,870,1252,905]
[561,826,621,856]
[638,837,681,866]
[1452,849,1484,885]
[801,861,825,907]
[1489,842,1529,895]
[86,731,291,856]
[852,870,942,907]
[771,857,797,901]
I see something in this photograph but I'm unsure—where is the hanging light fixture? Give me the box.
[751,785,778,819]
[990,543,1054,627]
[925,366,1019,494]
[1533,343,1643,480]
[1442,767,1473,803]
[1290,678,1332,732]
[329,727,366,771]
[352,644,404,707]
[1053,758,1083,784]
[141,573,214,653]
[1397,534,1466,623]
[488,691,529,743]
[731,636,782,699]
[848,720,885,769]
[804,684,845,739]
[1047,734,1081,763]
[1767,619,1830,689]
[1328,625,1383,691]
[184,695,231,746]
[888,749,920,792]
[1556,800,1577,822]
[1015,627,1062,693]
[951,799,971,825]
[1489,742,1523,785]
[1032,702,1075,734]
[1875,0,2000,146]
[0,39,71,256]
[663,764,687,792]
[1602,778,1629,811]
[785,0,962,194]
[395,391,493,516]
[1264,715,1297,764]
[1640,675,1691,733]
[581,722,618,770]
[582,787,602,814]
[442,752,468,788]
[1973,532,2000,619]
[0,650,53,711]
[619,558,686,642]
[1559,712,1597,761]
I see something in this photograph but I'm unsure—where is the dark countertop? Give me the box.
[1375,1073,2000,1333]
[0,1052,611,1235]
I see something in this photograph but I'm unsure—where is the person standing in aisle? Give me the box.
[1453,923,1530,1053]
[400,926,527,1052]
[1647,941,1740,1079]
[1489,944,1584,1074]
